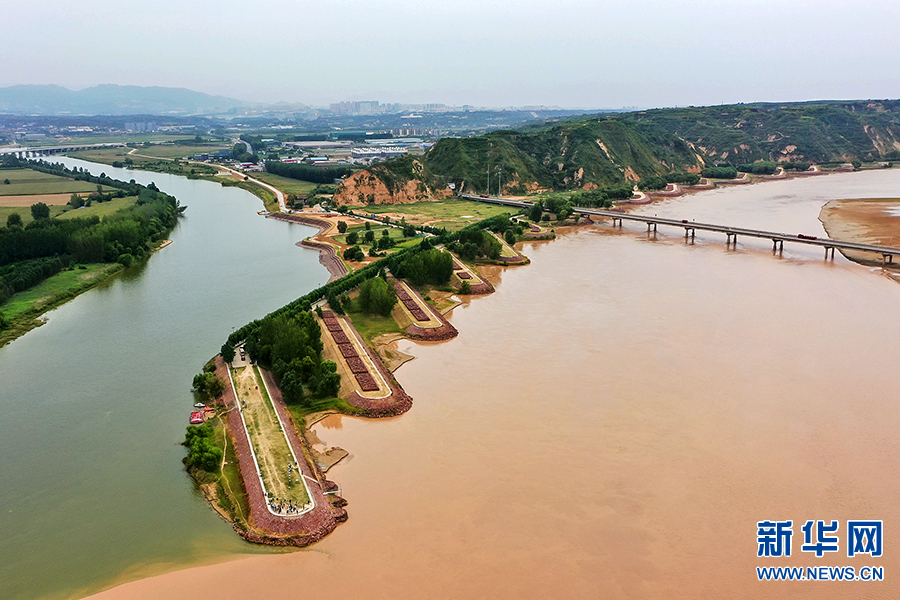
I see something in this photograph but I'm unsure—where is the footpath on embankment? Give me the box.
[213,356,346,546]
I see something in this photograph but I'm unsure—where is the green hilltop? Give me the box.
[629,100,900,165]
[349,99,900,198]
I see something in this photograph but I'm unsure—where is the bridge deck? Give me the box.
[460,194,900,258]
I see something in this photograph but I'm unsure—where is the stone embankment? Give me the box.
[321,310,413,418]
[214,357,346,547]
[266,213,347,281]
[391,278,459,341]
[450,255,494,295]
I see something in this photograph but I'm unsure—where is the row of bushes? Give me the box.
[700,166,739,179]
[265,161,353,184]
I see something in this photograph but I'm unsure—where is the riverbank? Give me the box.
[0,262,124,347]
[819,197,900,267]
[265,212,348,281]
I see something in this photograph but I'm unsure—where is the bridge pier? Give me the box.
[825,246,835,260]
[883,254,894,265]
[647,222,657,233]
[684,227,695,240]
[726,233,737,246]
[611,217,622,227]
[773,239,784,253]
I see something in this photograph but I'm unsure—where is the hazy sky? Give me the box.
[6,0,900,108]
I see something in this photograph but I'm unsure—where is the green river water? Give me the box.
[0,158,328,600]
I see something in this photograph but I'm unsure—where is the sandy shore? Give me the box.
[819,198,900,266]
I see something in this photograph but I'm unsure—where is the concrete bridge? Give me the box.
[0,143,125,158]
[461,194,900,265]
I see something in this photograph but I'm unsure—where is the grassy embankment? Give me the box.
[66,147,220,179]
[186,412,252,526]
[0,263,124,346]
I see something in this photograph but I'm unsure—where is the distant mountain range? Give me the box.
[0,84,257,116]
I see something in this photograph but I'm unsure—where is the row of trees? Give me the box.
[241,311,340,405]
[0,256,66,304]
[700,166,738,179]
[265,161,352,184]
[395,247,453,287]
[737,161,778,175]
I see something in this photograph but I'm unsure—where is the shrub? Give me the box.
[182,424,223,472]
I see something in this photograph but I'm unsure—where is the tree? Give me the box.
[30,202,50,220]
[365,221,371,231]
[459,280,471,294]
[364,230,375,243]
[3,178,9,185]
[337,220,348,233]
[504,229,516,244]
[529,202,543,222]
[207,376,225,398]
[221,341,236,363]
[346,231,359,245]
[6,213,22,228]
[358,277,397,316]
[403,224,416,237]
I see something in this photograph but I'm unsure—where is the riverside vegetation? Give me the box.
[0,156,185,345]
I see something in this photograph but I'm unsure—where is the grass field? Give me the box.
[250,172,319,197]
[0,168,116,196]
[362,199,515,231]
[490,231,519,258]
[0,205,68,226]
[231,365,310,507]
[333,224,409,245]
[57,196,137,220]
[134,144,230,159]
[345,304,405,344]
[64,148,131,166]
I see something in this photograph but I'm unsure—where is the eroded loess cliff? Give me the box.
[332,157,452,206]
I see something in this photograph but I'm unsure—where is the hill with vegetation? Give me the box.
[629,100,900,165]
[337,99,900,202]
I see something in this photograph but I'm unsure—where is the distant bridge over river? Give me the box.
[0,143,125,158]
[461,194,900,265]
